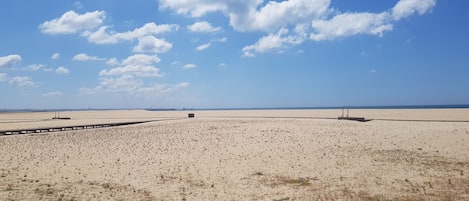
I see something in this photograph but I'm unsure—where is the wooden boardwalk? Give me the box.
[338,116,371,122]
[0,120,158,136]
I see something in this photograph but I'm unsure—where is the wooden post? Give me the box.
[346,105,350,118]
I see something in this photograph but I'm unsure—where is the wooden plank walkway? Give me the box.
[0,120,158,136]
[338,116,371,122]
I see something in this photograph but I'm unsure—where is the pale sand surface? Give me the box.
[0,109,469,200]
[2,109,469,130]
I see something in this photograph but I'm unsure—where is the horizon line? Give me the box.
[1,104,469,112]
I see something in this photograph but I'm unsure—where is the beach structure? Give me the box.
[338,106,369,122]
[188,113,195,118]
[52,112,71,120]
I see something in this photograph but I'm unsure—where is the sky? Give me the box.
[0,0,468,109]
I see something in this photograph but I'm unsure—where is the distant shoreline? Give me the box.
[1,104,469,113]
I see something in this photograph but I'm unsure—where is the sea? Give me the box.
[1,104,469,113]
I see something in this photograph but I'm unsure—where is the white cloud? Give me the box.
[39,10,105,34]
[94,75,142,94]
[100,65,163,77]
[80,75,189,96]
[214,37,227,42]
[0,54,22,68]
[187,21,221,33]
[196,42,211,51]
[106,58,119,66]
[56,66,70,74]
[73,53,105,61]
[51,53,60,59]
[242,27,306,57]
[310,12,393,41]
[159,0,235,17]
[84,54,180,96]
[85,22,179,44]
[161,0,436,55]
[122,54,161,66]
[9,76,34,87]
[392,0,436,20]
[133,36,173,54]
[236,0,331,32]
[25,64,45,71]
[183,64,197,69]
[0,73,35,87]
[160,0,330,32]
[195,37,227,51]
[43,91,64,97]
[99,54,163,77]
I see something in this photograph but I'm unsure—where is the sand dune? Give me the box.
[1,109,469,200]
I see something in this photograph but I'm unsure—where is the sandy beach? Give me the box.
[1,109,469,200]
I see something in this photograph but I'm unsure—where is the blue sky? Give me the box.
[0,0,468,109]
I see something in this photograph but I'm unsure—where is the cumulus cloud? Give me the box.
[122,54,161,66]
[43,91,64,97]
[39,10,105,34]
[0,73,35,87]
[40,10,179,53]
[81,53,187,96]
[392,0,436,20]
[183,64,197,69]
[51,53,60,59]
[187,21,221,33]
[56,66,70,74]
[0,54,22,68]
[9,76,34,87]
[106,58,119,66]
[100,65,163,77]
[310,12,393,41]
[161,0,330,32]
[73,53,106,61]
[236,0,330,32]
[84,22,179,44]
[309,0,435,41]
[133,36,173,54]
[90,75,143,94]
[99,54,163,77]
[80,75,189,96]
[243,25,307,57]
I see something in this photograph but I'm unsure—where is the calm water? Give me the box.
[2,104,469,113]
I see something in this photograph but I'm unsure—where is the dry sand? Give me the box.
[0,109,469,200]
